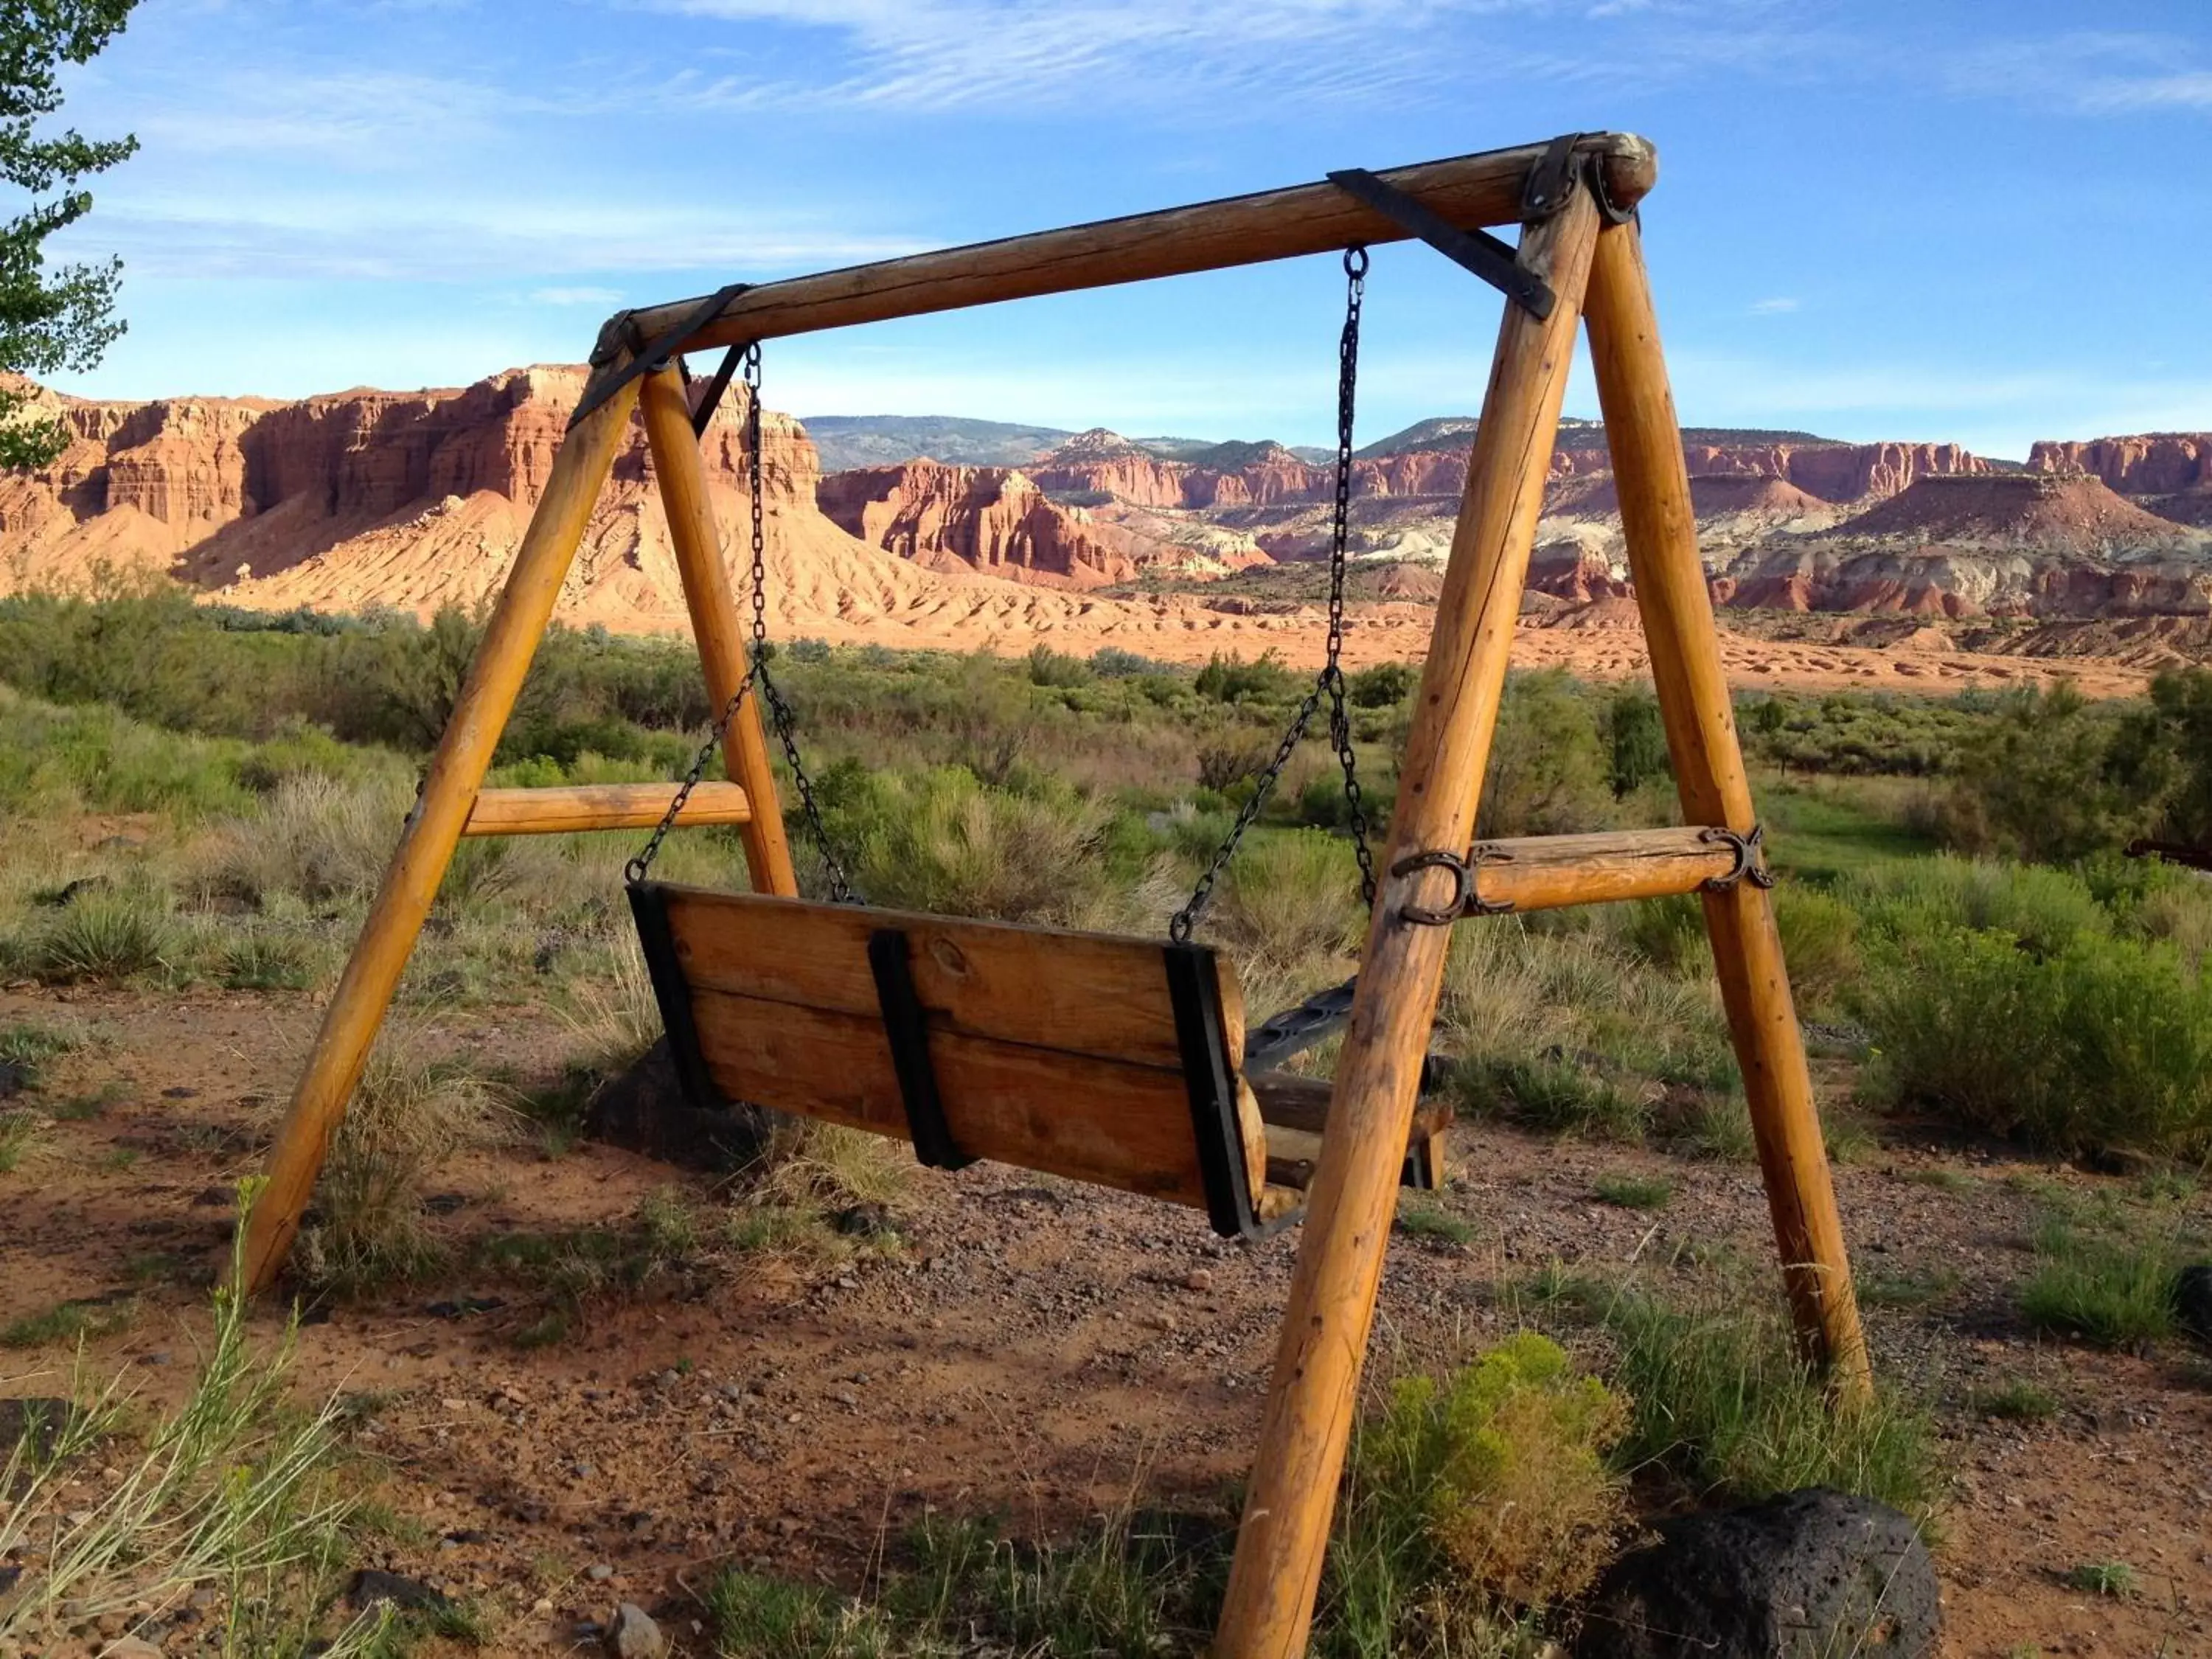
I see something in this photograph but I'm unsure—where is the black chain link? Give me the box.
[1169,247,1379,943]
[625,346,860,901]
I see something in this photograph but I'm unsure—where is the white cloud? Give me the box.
[630,0,1818,115]
[1945,32,2212,119]
[1749,297,1798,314]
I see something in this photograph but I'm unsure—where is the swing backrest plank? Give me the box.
[633,883,1270,1212]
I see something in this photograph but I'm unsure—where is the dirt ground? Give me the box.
[4,982,2209,1658]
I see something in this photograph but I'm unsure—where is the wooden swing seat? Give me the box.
[629,881,1448,1237]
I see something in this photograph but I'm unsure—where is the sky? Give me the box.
[34,0,2212,459]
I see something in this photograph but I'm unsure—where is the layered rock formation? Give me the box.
[2030,433,2212,496]
[816,460,1143,588]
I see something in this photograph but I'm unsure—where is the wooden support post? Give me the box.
[1214,187,1603,1659]
[1582,218,1870,1395]
[240,378,644,1293]
[638,366,799,897]
[1470,826,1745,912]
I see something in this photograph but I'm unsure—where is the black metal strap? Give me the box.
[1163,944,1259,1239]
[687,345,744,437]
[1327,167,1554,319]
[1700,824,1776,891]
[866,930,973,1172]
[568,283,748,430]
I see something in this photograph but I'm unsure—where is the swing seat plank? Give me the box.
[628,883,1450,1236]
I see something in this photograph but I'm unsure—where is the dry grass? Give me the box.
[291,1032,514,1294]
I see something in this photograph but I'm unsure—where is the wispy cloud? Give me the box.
[1944,31,2212,119]
[1749,296,1798,314]
[72,191,918,281]
[629,0,1820,115]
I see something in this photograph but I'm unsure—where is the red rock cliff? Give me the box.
[817,459,1141,586]
[2028,434,2212,496]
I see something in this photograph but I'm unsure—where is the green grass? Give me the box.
[2018,1219,2182,1351]
[1601,1292,1936,1515]
[0,1111,38,1174]
[1,1295,134,1349]
[1394,1202,1475,1246]
[1857,1266,1961,1312]
[2063,1561,2139,1599]
[1970,1378,2059,1423]
[1759,782,1938,885]
[1592,1172,1673,1211]
[0,1020,74,1089]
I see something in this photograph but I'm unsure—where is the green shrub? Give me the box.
[1847,854,2108,959]
[1354,1333,1628,1610]
[836,767,1111,925]
[1205,829,1366,981]
[1857,925,2212,1158]
[1771,886,1861,1014]
[1969,1378,2057,1422]
[1477,670,1612,839]
[10,891,180,985]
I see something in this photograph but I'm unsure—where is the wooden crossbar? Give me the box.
[613,134,1656,356]
[1471,826,1747,911]
[459,782,751,836]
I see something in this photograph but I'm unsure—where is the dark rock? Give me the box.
[603,1601,667,1658]
[0,1060,29,1101]
[582,1037,787,1172]
[160,1086,198,1100]
[345,1569,452,1615]
[2176,1262,2212,1344]
[191,1186,232,1207]
[422,1192,469,1215]
[423,1295,505,1320]
[0,1396,76,1461]
[1578,1488,1938,1659]
[832,1203,894,1239]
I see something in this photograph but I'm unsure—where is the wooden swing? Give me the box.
[619,254,1446,1237]
[237,133,1871,1659]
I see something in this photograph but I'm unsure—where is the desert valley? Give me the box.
[4,368,2209,695]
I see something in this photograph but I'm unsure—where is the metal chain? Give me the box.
[625,346,860,901]
[1169,247,1378,942]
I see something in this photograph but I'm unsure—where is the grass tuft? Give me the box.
[2017,1217,2182,1351]
[1593,1172,1673,1211]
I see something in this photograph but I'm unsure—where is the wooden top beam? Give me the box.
[613,133,1655,355]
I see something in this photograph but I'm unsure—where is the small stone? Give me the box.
[603,1601,667,1658]
[1183,1269,1214,1293]
[587,1563,616,1582]
[190,1186,230,1207]
[532,1596,554,1615]
[347,1569,452,1615]
[105,1638,163,1658]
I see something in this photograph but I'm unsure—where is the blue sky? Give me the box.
[38,0,2212,459]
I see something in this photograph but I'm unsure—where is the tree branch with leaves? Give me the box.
[1,0,139,471]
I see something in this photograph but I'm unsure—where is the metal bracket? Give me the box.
[1520,131,1585,220]
[1326,167,1555,320]
[1392,846,1516,926]
[1700,824,1777,891]
[1243,976,1359,1077]
[867,929,975,1172]
[567,282,749,431]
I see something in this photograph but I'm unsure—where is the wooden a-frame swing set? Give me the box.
[237,132,1870,1659]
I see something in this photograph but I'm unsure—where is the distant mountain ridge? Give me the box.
[806,410,1860,471]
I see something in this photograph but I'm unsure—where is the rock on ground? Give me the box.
[582,1037,786,1172]
[2175,1262,2212,1345]
[603,1601,667,1658]
[1577,1487,1938,1659]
